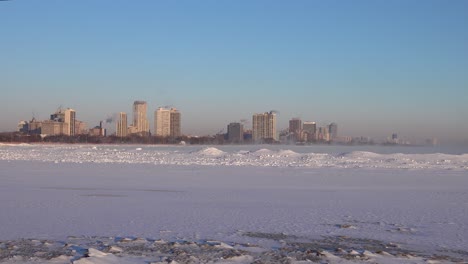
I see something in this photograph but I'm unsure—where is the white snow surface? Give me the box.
[0,144,467,169]
[0,144,467,263]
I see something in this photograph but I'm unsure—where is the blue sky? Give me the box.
[1,0,467,143]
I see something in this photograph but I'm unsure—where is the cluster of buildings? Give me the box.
[17,101,346,144]
[116,101,181,138]
[17,107,103,137]
[17,101,182,139]
[225,112,343,144]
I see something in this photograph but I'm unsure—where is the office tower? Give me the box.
[64,108,76,136]
[289,118,302,134]
[252,111,277,142]
[303,121,316,142]
[170,108,181,138]
[227,122,244,143]
[318,126,330,141]
[328,123,338,140]
[132,101,149,134]
[116,112,128,137]
[155,107,182,138]
[155,107,171,137]
[303,122,316,133]
[289,118,303,141]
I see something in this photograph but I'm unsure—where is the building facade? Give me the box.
[64,108,76,136]
[317,126,330,142]
[132,101,149,135]
[75,120,87,135]
[227,122,244,143]
[169,108,181,138]
[303,121,316,141]
[116,112,128,138]
[41,120,66,136]
[252,111,277,142]
[289,118,303,142]
[155,107,181,138]
[155,107,171,137]
[328,123,338,140]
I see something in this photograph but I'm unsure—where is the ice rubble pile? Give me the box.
[1,145,467,169]
[0,235,464,264]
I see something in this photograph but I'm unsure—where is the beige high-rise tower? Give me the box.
[155,107,171,137]
[154,107,181,138]
[252,111,277,142]
[116,112,128,137]
[64,108,76,136]
[132,101,149,134]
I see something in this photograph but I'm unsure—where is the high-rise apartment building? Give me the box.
[317,126,330,141]
[155,107,181,138]
[303,122,316,134]
[64,108,76,136]
[170,108,181,138]
[303,122,317,142]
[132,101,149,135]
[227,122,244,143]
[155,107,171,137]
[289,118,302,134]
[116,112,128,137]
[329,123,338,140]
[302,121,317,142]
[289,118,303,141]
[252,111,277,142]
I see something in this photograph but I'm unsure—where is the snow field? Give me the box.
[0,144,467,169]
[0,145,467,263]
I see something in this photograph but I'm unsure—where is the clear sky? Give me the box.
[1,0,467,144]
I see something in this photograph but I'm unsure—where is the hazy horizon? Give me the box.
[1,1,467,145]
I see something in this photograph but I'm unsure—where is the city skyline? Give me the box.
[13,101,437,146]
[1,1,467,144]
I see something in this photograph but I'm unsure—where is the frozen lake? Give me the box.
[0,144,467,263]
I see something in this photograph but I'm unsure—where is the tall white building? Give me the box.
[116,112,128,138]
[155,107,171,137]
[155,107,181,138]
[64,108,76,136]
[132,101,149,134]
[252,111,277,142]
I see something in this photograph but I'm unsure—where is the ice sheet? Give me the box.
[0,145,467,263]
[0,144,467,169]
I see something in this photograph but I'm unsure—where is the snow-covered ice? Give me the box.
[1,144,467,169]
[0,144,467,263]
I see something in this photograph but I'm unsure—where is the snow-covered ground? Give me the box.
[0,144,467,263]
[1,144,467,169]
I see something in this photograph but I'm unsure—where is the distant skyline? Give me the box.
[1,0,467,144]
